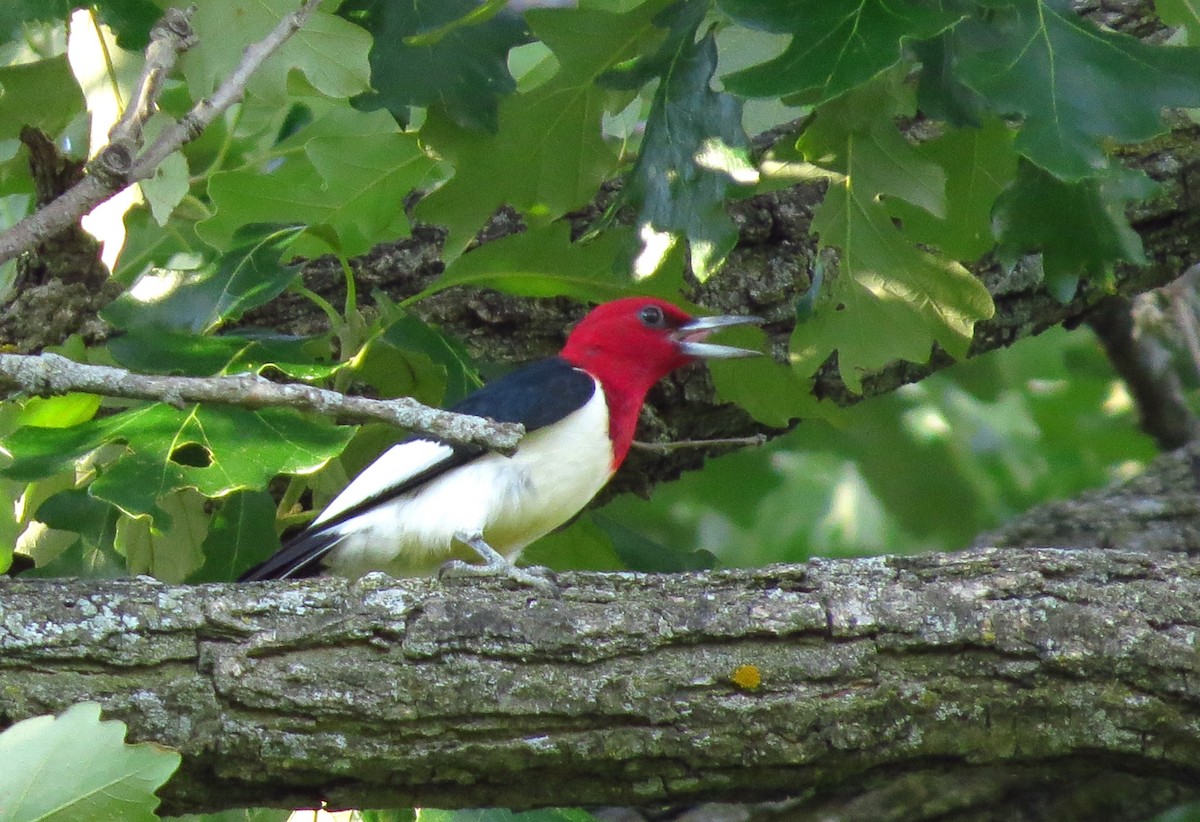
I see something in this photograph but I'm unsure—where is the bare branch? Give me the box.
[0,0,321,267]
[0,352,524,453]
[1086,295,1200,450]
[630,433,768,452]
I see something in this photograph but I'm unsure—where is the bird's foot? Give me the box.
[439,558,558,592]
[440,531,558,593]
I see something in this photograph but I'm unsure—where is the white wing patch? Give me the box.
[320,381,614,578]
[313,439,456,527]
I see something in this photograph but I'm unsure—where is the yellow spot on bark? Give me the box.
[731,664,761,691]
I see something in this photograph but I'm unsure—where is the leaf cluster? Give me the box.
[0,0,1189,586]
[0,7,1191,816]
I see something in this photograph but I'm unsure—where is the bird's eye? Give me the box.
[639,305,666,327]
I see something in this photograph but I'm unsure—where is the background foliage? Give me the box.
[0,0,1195,818]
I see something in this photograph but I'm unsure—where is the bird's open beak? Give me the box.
[675,314,764,359]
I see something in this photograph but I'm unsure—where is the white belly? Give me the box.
[323,385,614,577]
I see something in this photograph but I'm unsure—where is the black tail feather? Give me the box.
[238,528,342,581]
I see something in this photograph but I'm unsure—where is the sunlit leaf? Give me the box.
[182,0,371,101]
[608,5,753,281]
[3,404,354,519]
[115,488,209,582]
[416,2,670,259]
[789,78,994,392]
[201,109,440,257]
[0,702,180,822]
[103,225,304,333]
[886,117,1018,261]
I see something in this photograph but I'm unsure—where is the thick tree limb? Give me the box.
[2,541,1200,820]
[0,351,524,452]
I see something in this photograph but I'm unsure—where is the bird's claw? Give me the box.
[438,558,559,593]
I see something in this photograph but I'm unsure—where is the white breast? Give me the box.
[323,381,614,577]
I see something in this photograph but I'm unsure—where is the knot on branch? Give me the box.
[89,141,136,186]
[155,6,198,49]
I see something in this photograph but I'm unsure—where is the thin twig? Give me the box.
[0,0,321,266]
[630,434,768,453]
[0,352,524,454]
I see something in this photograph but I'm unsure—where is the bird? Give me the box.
[238,297,762,585]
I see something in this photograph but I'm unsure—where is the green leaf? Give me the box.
[3,404,355,519]
[1158,0,1200,43]
[596,514,716,573]
[886,117,1018,261]
[412,224,680,304]
[0,702,180,822]
[200,109,440,257]
[522,515,625,571]
[416,2,670,259]
[719,0,957,105]
[115,489,209,582]
[372,314,483,407]
[0,55,86,143]
[954,0,1200,180]
[790,79,994,392]
[103,225,304,333]
[26,489,125,578]
[139,150,190,226]
[112,204,205,284]
[192,489,281,583]
[182,0,372,101]
[613,13,755,281]
[94,0,162,50]
[0,1,70,31]
[108,327,340,381]
[16,393,102,428]
[993,160,1158,300]
[709,330,816,425]
[345,0,528,131]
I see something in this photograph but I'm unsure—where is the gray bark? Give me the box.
[5,451,1200,821]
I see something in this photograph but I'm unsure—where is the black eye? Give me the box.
[639,305,666,327]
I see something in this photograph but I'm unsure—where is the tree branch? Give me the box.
[0,351,524,452]
[3,541,1199,819]
[0,0,321,267]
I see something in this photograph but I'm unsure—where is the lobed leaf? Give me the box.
[344,0,528,132]
[416,1,672,260]
[200,109,440,258]
[103,225,304,334]
[0,702,180,822]
[720,0,958,105]
[2,404,354,520]
[790,79,994,392]
[993,160,1158,300]
[953,0,1200,180]
[612,5,754,281]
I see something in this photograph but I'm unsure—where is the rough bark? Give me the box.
[4,523,1200,819]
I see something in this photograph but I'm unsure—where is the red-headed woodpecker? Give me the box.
[239,297,761,585]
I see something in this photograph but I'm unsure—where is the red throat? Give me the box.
[559,298,698,471]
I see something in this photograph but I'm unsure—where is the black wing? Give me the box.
[238,358,596,581]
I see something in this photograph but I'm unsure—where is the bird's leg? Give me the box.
[440,530,558,592]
